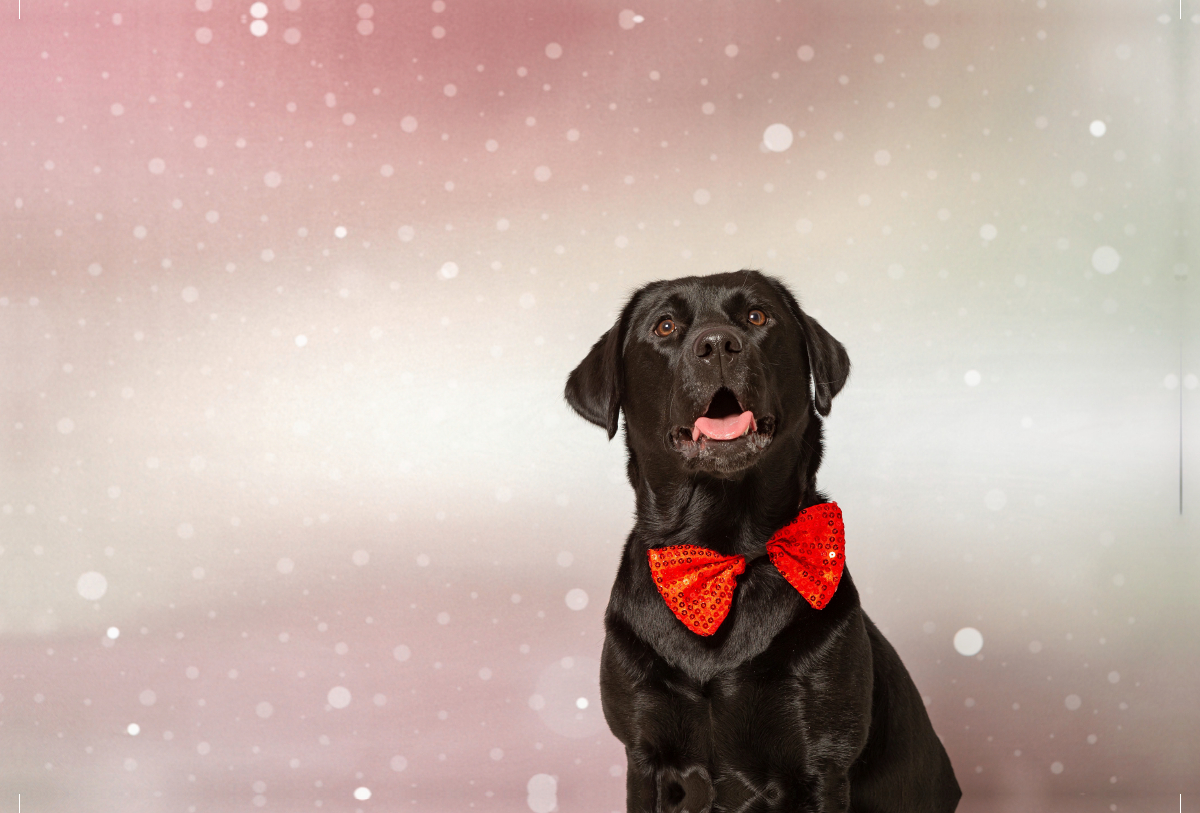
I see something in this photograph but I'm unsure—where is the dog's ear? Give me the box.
[798,311,850,416]
[764,274,850,416]
[565,318,625,439]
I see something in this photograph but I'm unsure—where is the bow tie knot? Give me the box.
[646,502,846,636]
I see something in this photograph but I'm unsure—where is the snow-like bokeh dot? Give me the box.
[88,263,103,277]
[250,19,269,36]
[397,225,415,241]
[1050,761,1064,775]
[107,627,120,639]
[195,27,213,44]
[618,9,644,29]
[139,689,156,706]
[353,787,371,801]
[401,115,417,133]
[127,723,140,735]
[797,44,815,61]
[964,369,982,386]
[181,286,199,303]
[437,612,450,625]
[1108,671,1120,683]
[256,701,274,718]
[928,95,942,108]
[148,158,166,175]
[874,149,891,166]
[1092,245,1120,274]
[250,2,268,17]
[980,223,998,241]
[110,103,124,116]
[984,488,1007,511]
[565,588,588,610]
[923,33,940,49]
[438,262,459,280]
[954,627,984,656]
[57,417,75,434]
[284,27,301,44]
[390,755,408,771]
[527,774,558,813]
[532,655,603,738]
[545,42,562,59]
[534,165,552,182]
[762,123,794,152]
[327,686,351,709]
[264,171,282,188]
[334,225,347,238]
[1065,694,1082,711]
[77,571,108,601]
[1090,120,1106,137]
[693,188,711,205]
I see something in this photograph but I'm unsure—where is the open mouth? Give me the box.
[670,387,775,460]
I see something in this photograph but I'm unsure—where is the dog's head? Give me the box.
[565,270,850,480]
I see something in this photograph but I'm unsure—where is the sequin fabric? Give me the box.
[646,502,846,635]
[646,545,746,636]
[764,502,845,611]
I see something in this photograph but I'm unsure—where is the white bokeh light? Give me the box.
[1091,245,1120,274]
[527,774,557,813]
[77,571,108,601]
[954,627,984,656]
[762,123,794,152]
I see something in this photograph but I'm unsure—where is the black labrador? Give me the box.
[565,271,960,813]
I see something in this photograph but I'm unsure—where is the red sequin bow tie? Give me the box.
[646,502,846,636]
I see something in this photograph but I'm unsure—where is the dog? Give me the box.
[565,271,960,813]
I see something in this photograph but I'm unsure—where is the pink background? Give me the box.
[2,1,1198,811]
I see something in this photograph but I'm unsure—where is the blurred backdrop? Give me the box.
[1,1,1198,811]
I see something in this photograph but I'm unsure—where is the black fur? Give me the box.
[565,271,960,813]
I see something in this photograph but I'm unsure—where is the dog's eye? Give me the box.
[653,318,676,337]
[747,309,766,326]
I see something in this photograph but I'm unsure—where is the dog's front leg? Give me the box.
[805,763,851,813]
[622,748,658,813]
[622,746,715,813]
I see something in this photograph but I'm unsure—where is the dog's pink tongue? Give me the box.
[692,411,756,441]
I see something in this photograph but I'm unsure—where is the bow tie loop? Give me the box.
[646,502,846,636]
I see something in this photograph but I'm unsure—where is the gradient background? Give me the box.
[1,1,1198,811]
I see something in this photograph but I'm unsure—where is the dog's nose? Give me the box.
[693,327,742,360]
